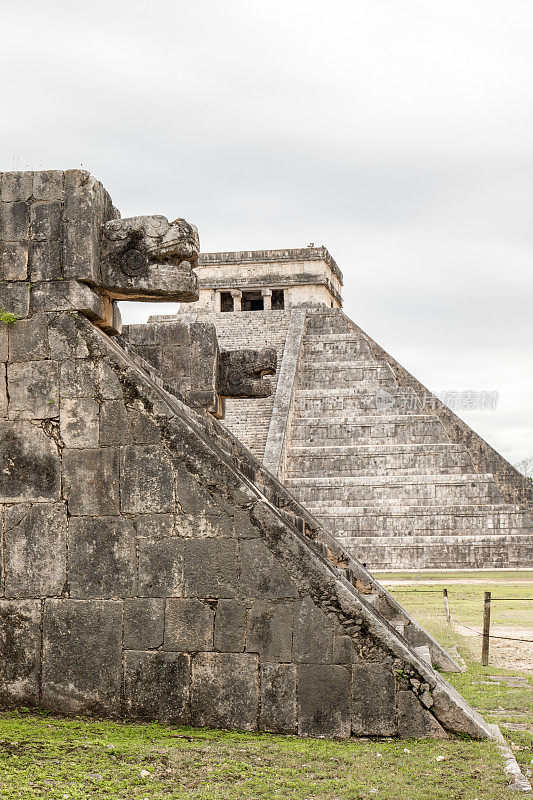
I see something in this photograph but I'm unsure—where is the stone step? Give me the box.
[391,621,406,637]
[290,414,448,446]
[338,533,533,570]
[285,473,503,505]
[311,504,533,535]
[302,336,376,361]
[293,388,423,416]
[286,443,474,477]
[304,313,355,334]
[298,362,396,390]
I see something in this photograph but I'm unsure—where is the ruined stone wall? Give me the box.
[0,170,491,740]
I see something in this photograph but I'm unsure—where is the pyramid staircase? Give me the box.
[284,310,533,570]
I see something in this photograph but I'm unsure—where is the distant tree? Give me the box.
[515,457,533,484]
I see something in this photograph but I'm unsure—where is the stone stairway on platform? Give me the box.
[284,310,533,569]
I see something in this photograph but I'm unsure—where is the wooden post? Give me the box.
[443,588,450,626]
[482,591,491,666]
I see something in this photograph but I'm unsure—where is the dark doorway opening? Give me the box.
[272,289,285,310]
[241,291,264,311]
[220,292,233,312]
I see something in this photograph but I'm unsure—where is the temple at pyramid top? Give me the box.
[192,246,343,312]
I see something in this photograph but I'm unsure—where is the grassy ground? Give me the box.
[0,571,531,799]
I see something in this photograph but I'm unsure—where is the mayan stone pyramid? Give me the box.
[148,247,533,571]
[0,168,495,739]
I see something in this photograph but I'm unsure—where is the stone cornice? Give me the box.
[198,246,343,285]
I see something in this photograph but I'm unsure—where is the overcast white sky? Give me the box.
[2,0,532,465]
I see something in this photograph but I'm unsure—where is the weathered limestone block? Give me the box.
[214,600,246,652]
[32,170,64,201]
[183,539,239,598]
[217,347,277,398]
[293,597,333,664]
[190,652,259,731]
[260,663,297,733]
[62,448,120,515]
[164,599,214,651]
[8,313,50,361]
[30,281,105,321]
[1,172,33,201]
[101,215,199,301]
[0,283,30,318]
[351,664,396,736]
[124,599,165,650]
[240,539,298,600]
[0,201,29,239]
[4,503,67,597]
[397,690,448,739]
[30,201,62,240]
[138,537,184,597]
[7,360,59,419]
[60,398,100,448]
[0,242,28,280]
[124,651,190,722]
[42,599,122,715]
[68,517,136,598]
[29,238,62,281]
[246,602,294,661]
[0,421,60,501]
[0,600,41,707]
[59,359,96,397]
[99,399,160,446]
[297,665,351,738]
[119,444,174,513]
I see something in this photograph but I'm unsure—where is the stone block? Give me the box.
[96,361,122,398]
[124,598,165,649]
[4,503,67,597]
[60,359,96,398]
[0,421,60,501]
[7,360,59,419]
[297,665,351,738]
[214,600,246,652]
[99,400,160,446]
[135,513,174,538]
[351,663,396,736]
[0,325,7,362]
[183,539,239,598]
[119,444,174,513]
[0,282,30,317]
[397,690,448,739]
[0,242,28,280]
[164,598,213,651]
[1,172,33,201]
[0,364,6,417]
[190,652,259,731]
[333,634,358,665]
[246,602,294,661]
[260,663,297,733]
[28,239,62,281]
[62,447,119,515]
[48,314,90,360]
[124,651,190,722]
[292,597,333,663]
[138,537,184,597]
[0,202,29,240]
[8,313,50,361]
[69,516,136,598]
[33,171,64,201]
[60,397,99,448]
[240,539,298,600]
[42,599,122,714]
[30,280,104,321]
[30,202,62,240]
[0,600,41,706]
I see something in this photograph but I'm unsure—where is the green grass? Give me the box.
[0,711,509,799]
[0,572,531,798]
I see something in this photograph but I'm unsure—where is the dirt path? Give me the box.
[453,622,533,671]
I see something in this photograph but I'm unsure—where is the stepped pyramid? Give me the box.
[151,247,533,570]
